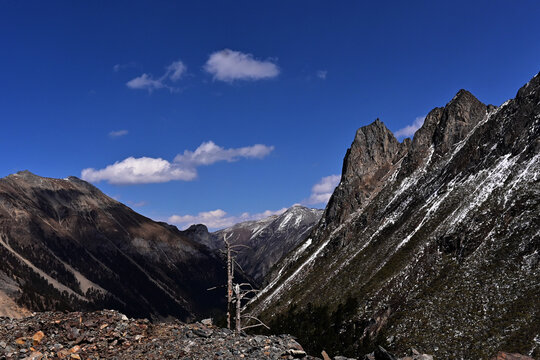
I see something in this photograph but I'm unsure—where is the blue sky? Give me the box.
[1,1,539,229]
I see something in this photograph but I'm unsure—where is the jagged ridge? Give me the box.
[251,73,540,359]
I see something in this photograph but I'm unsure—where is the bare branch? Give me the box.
[206,285,226,291]
[240,315,270,331]
[229,244,251,250]
[233,259,245,273]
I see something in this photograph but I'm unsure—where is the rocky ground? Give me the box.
[0,310,317,360]
[0,310,534,360]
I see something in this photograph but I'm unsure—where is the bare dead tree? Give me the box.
[221,234,251,330]
[224,234,233,330]
[233,282,270,333]
[207,234,268,334]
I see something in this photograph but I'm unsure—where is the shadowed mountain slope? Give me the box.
[0,171,227,321]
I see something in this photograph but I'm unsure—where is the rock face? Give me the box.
[186,205,323,285]
[0,310,317,360]
[325,119,410,227]
[251,73,540,359]
[0,172,227,321]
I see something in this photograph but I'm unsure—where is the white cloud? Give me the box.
[81,157,197,185]
[394,116,425,138]
[81,141,274,185]
[204,49,279,82]
[174,141,274,166]
[168,207,287,230]
[316,70,327,79]
[126,73,167,92]
[108,129,128,138]
[305,174,340,205]
[126,59,187,92]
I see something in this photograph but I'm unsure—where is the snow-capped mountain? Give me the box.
[0,171,228,321]
[185,205,323,285]
[250,73,540,359]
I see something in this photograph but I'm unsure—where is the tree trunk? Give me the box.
[226,238,233,330]
[235,283,241,334]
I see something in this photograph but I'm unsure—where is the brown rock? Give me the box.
[57,349,71,359]
[490,352,534,360]
[23,352,43,360]
[32,331,45,345]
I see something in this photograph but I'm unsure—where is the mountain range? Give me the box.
[0,72,538,359]
[0,171,320,321]
[185,205,322,285]
[250,73,540,359]
[0,171,227,321]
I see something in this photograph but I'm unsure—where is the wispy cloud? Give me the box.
[126,59,187,92]
[204,49,279,82]
[127,200,147,207]
[81,141,274,185]
[113,62,138,72]
[305,174,340,205]
[168,207,287,230]
[394,116,425,138]
[164,60,187,81]
[174,141,274,166]
[126,74,168,92]
[108,129,128,138]
[316,70,327,80]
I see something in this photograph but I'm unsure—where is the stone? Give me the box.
[490,352,535,360]
[321,350,331,360]
[285,348,307,358]
[23,352,43,360]
[32,331,45,345]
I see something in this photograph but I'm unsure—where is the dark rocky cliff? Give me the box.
[251,73,540,359]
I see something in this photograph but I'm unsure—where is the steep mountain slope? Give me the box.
[0,171,227,321]
[251,73,540,359]
[184,205,323,285]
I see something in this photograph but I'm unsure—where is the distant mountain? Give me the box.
[0,171,227,321]
[184,205,323,285]
[251,73,540,359]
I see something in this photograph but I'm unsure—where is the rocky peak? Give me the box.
[2,171,105,202]
[432,89,487,154]
[182,224,217,250]
[325,119,409,226]
[400,89,487,176]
